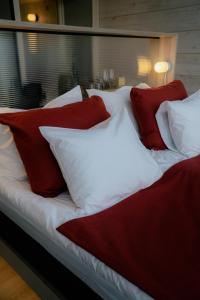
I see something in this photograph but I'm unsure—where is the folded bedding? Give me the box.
[0,173,153,300]
[58,154,200,300]
[0,149,187,300]
[1,78,199,299]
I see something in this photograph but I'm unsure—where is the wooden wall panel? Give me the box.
[176,53,200,76]
[100,0,200,94]
[176,74,200,94]
[177,31,200,53]
[100,0,200,18]
[100,5,200,32]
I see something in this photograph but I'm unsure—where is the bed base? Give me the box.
[0,212,101,300]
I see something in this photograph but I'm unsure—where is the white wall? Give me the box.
[99,0,200,94]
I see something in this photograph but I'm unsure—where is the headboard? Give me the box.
[0,20,177,108]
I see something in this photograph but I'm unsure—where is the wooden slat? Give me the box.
[100,0,200,92]
[99,0,200,18]
[177,31,200,53]
[175,74,200,94]
[176,53,200,76]
[100,5,200,32]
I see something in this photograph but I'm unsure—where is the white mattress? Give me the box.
[0,150,186,300]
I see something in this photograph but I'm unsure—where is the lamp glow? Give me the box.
[137,56,152,76]
[27,13,38,22]
[154,61,170,73]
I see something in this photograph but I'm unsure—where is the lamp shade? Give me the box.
[137,56,152,76]
[154,61,170,73]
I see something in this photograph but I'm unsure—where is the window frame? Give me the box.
[12,0,99,28]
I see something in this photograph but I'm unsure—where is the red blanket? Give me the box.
[57,156,200,300]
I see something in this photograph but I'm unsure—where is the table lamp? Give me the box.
[154,61,170,84]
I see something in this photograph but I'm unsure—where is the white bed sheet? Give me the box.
[0,178,152,300]
[0,150,186,300]
[149,149,186,173]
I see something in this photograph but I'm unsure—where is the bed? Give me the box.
[0,149,185,300]
[0,22,198,300]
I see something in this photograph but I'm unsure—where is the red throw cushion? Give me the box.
[131,80,188,149]
[0,96,110,197]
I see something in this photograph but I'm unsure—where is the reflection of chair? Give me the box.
[58,74,88,98]
[21,83,45,109]
[58,74,75,95]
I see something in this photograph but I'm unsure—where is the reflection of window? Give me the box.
[63,0,92,27]
[0,1,15,20]
[20,0,59,24]
[19,0,93,27]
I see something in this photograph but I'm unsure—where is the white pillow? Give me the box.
[157,89,200,157]
[0,108,27,180]
[0,86,83,180]
[44,85,82,108]
[87,83,150,134]
[167,90,200,157]
[156,101,177,152]
[40,108,162,210]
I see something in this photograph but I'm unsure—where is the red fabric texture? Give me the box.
[58,156,200,300]
[131,80,188,149]
[0,96,110,197]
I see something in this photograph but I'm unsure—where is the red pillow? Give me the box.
[131,80,187,149]
[0,96,110,197]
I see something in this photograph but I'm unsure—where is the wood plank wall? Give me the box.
[99,0,200,94]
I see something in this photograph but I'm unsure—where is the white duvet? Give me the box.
[0,150,186,300]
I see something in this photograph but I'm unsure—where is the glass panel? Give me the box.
[0,0,14,20]
[0,32,22,107]
[0,29,153,109]
[63,0,92,27]
[22,32,92,107]
[19,0,92,26]
[20,0,59,24]
[0,30,92,108]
